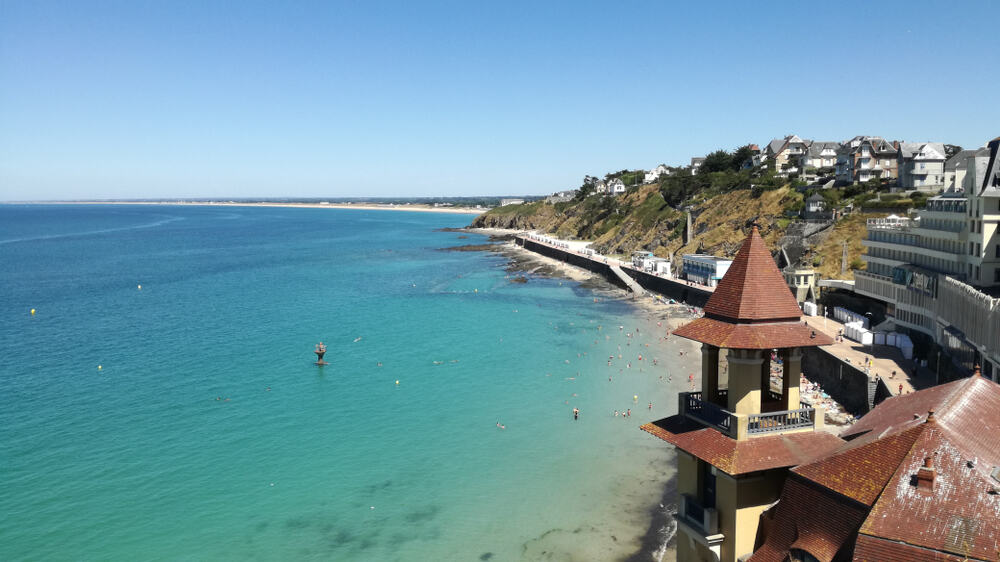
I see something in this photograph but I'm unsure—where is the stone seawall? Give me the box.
[624,267,712,308]
[801,347,877,416]
[517,238,713,307]
[518,238,627,290]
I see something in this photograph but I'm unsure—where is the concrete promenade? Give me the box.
[808,314,936,397]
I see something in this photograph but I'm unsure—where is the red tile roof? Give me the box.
[671,317,834,350]
[792,424,925,506]
[702,226,804,323]
[853,534,974,561]
[672,226,833,349]
[748,375,1000,561]
[748,475,869,562]
[639,415,844,475]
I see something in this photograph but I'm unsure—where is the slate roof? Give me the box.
[945,149,976,172]
[672,226,833,349]
[806,141,840,157]
[899,142,946,161]
[639,415,844,475]
[980,138,1000,196]
[748,374,1000,561]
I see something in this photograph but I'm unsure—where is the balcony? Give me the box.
[685,391,732,433]
[748,408,815,435]
[676,494,724,557]
[679,493,719,535]
[682,391,817,438]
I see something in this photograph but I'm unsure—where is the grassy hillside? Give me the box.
[809,212,883,280]
[471,184,803,261]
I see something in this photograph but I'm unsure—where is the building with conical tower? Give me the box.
[640,225,844,562]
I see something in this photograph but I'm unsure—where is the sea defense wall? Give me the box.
[801,346,876,415]
[517,237,713,307]
[518,238,627,290]
[623,267,712,308]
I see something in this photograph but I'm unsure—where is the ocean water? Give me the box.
[0,205,688,561]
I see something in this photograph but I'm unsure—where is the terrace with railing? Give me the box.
[681,391,817,438]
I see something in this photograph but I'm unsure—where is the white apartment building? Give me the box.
[897,142,947,191]
[855,137,1000,380]
[682,254,733,287]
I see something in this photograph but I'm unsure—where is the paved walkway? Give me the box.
[807,314,937,396]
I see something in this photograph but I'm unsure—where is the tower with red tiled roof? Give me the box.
[641,225,841,562]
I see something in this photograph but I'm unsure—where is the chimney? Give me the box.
[926,409,936,424]
[973,364,982,377]
[915,456,936,492]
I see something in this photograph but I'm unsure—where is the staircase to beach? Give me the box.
[609,264,646,297]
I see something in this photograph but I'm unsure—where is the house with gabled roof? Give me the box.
[944,148,980,192]
[799,141,841,182]
[898,141,947,191]
[836,136,900,185]
[749,369,1000,562]
[759,135,812,177]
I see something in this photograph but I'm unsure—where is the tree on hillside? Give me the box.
[731,145,755,170]
[944,144,963,160]
[699,150,734,174]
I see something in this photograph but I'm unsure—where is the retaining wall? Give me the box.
[623,266,712,308]
[518,238,627,290]
[801,347,875,416]
[518,238,713,307]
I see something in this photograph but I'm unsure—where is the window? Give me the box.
[995,269,1000,283]
[995,245,999,258]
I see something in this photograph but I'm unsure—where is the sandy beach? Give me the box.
[16,200,488,215]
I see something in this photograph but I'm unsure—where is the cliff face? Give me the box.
[470,185,804,262]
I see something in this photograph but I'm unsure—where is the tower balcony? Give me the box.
[681,391,819,439]
[678,493,720,535]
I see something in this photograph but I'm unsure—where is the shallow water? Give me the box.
[0,205,689,561]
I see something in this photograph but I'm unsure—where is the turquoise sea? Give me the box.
[0,205,688,561]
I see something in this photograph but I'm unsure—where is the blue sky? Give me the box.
[1,1,998,200]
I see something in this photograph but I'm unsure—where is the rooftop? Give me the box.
[673,226,833,349]
[640,415,844,475]
[750,374,1000,561]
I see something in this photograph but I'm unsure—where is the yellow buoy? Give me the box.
[633,394,638,402]
[30,309,35,316]
[98,365,103,371]
[137,284,142,290]
[395,380,400,385]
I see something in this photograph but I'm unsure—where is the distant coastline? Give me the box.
[6,200,486,215]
